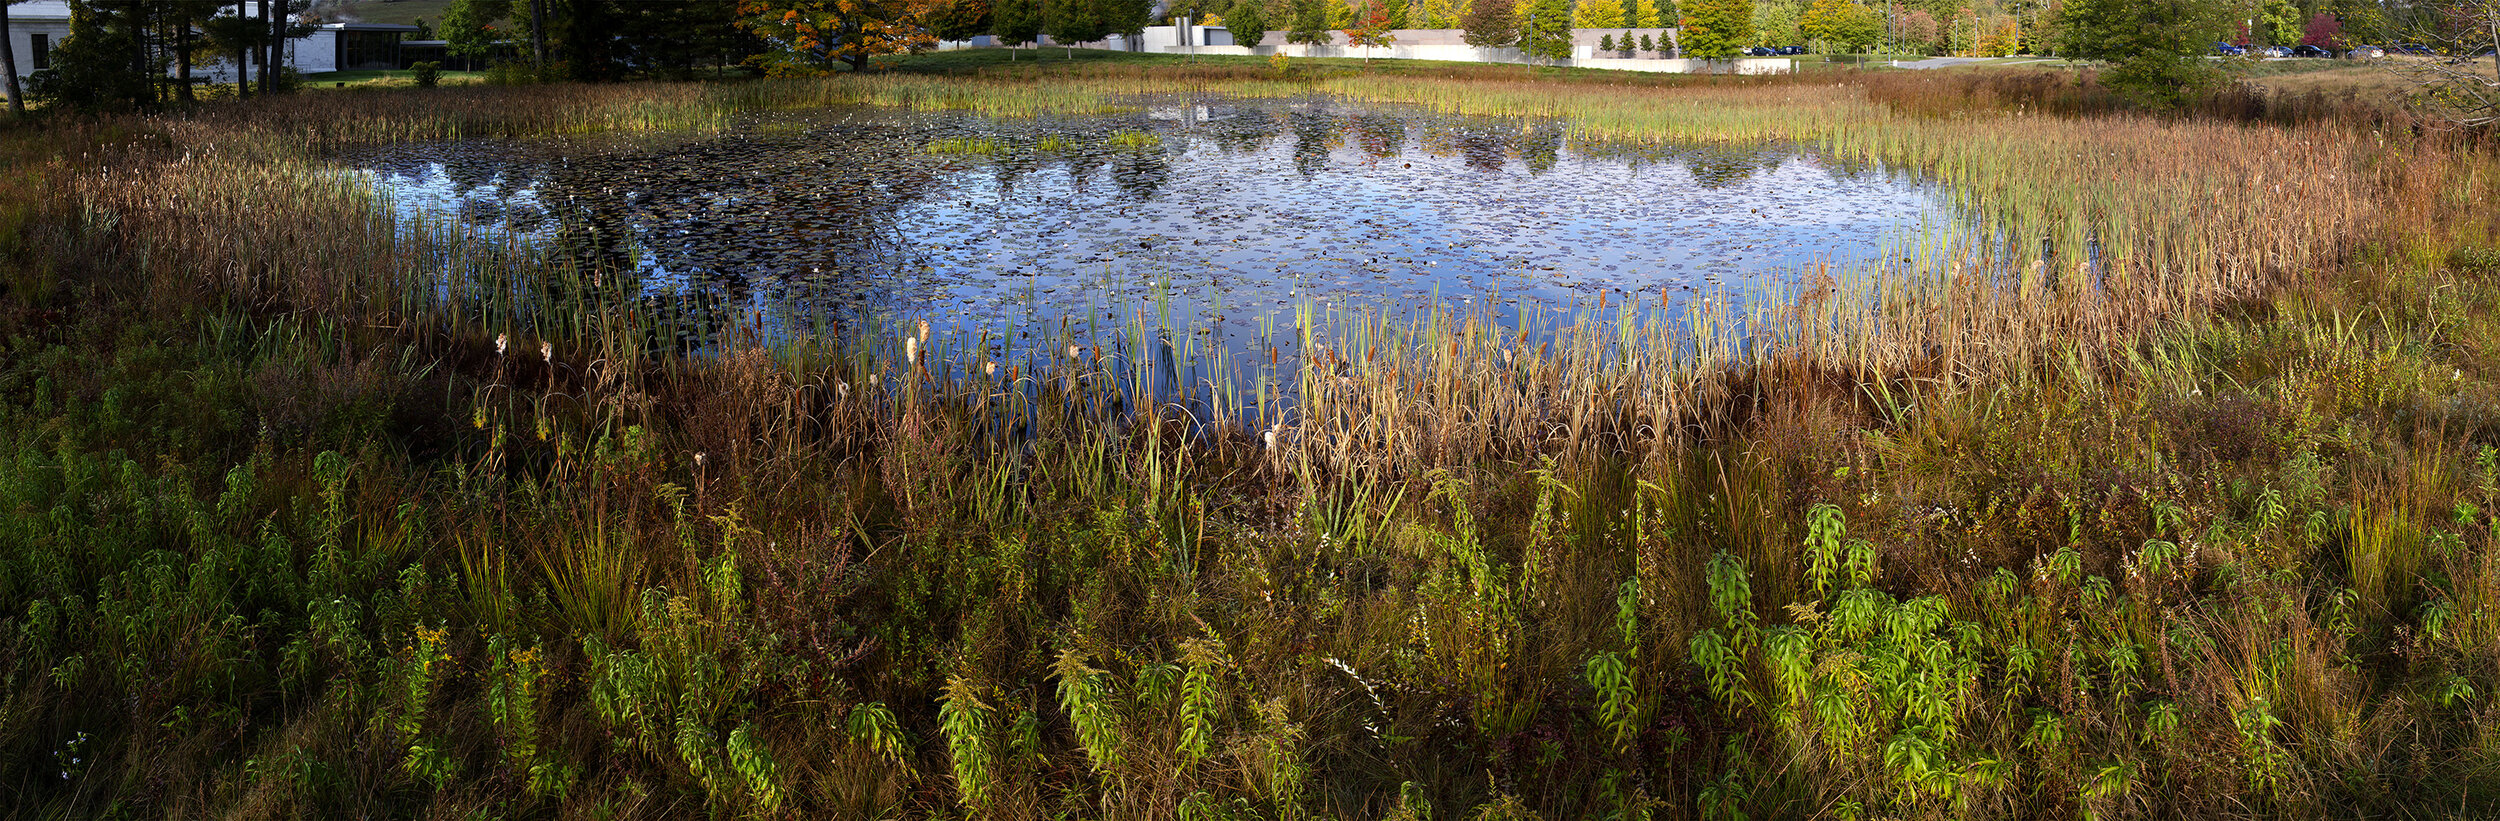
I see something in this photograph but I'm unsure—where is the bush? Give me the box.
[410,61,442,88]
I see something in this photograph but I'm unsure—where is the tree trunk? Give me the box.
[177,7,194,103]
[1,0,24,116]
[130,0,152,108]
[255,0,269,92]
[267,0,286,91]
[236,0,251,97]
[529,0,546,76]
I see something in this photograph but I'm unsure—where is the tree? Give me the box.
[1224,0,1267,46]
[1598,32,1613,50]
[441,0,511,63]
[737,0,949,72]
[2053,0,2229,108]
[2384,0,2500,128]
[1623,0,1649,28]
[1518,0,1571,60]
[1101,0,1151,43]
[1799,0,1879,51]
[1574,0,1622,29]
[994,0,1042,50]
[2,0,24,116]
[1680,0,1753,58]
[1287,0,1329,43]
[1753,0,1801,46]
[1043,0,1108,53]
[1459,0,1516,46]
[2255,0,2299,45]
[1343,0,1394,61]
[929,0,990,41]
[1639,32,1655,52]
[2298,10,2340,48]
[1896,7,1939,53]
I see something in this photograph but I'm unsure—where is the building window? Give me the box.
[31,33,49,71]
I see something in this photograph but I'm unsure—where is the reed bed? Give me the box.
[3,64,2500,820]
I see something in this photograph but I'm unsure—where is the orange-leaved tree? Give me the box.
[737,0,952,73]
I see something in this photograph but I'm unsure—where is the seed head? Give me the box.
[905,336,919,365]
[541,341,554,363]
[496,333,509,357]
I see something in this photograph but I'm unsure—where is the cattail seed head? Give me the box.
[905,336,919,365]
[496,333,509,357]
[541,341,554,363]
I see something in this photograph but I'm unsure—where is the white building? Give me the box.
[3,1,417,96]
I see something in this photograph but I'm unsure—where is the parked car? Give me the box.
[2345,45,2385,59]
[1744,46,1775,56]
[2214,42,2246,56]
[2290,44,2328,58]
[2394,43,2434,55]
[1775,45,1806,55]
[2257,45,2290,58]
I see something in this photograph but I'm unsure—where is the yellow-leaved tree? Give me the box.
[737,0,952,73]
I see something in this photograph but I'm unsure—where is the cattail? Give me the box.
[917,319,931,343]
[1068,344,1082,361]
[694,452,707,468]
[984,361,998,377]
[496,333,509,357]
[541,341,554,363]
[905,335,919,365]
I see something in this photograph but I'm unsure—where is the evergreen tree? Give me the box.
[1623,0,1647,29]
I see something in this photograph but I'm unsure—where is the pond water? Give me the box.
[348,96,1953,386]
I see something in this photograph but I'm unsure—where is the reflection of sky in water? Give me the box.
[350,100,1952,364]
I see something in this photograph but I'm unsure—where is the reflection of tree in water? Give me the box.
[1288,108,1342,176]
[1110,147,1172,199]
[1684,144,1789,188]
[1349,114,1405,159]
[1449,125,1509,172]
[1519,122,1565,174]
[1209,108,1283,155]
[510,125,945,322]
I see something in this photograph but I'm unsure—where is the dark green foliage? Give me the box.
[1045,0,1110,49]
[2053,0,2229,108]
[410,60,442,87]
[996,0,1045,46]
[1225,0,1269,48]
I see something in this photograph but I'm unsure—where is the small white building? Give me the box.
[3,1,71,85]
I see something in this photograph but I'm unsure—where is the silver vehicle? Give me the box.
[2345,45,2385,59]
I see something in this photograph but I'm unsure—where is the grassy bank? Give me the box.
[3,59,2499,819]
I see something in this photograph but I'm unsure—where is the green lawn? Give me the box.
[303,68,491,89]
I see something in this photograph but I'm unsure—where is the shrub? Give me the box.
[410,61,443,88]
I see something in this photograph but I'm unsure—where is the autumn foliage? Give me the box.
[737,0,953,72]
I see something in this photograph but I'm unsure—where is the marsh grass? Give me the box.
[4,61,2500,819]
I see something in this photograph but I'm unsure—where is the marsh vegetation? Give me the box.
[2,60,2498,819]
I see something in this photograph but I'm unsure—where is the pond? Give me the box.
[347,96,1955,412]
